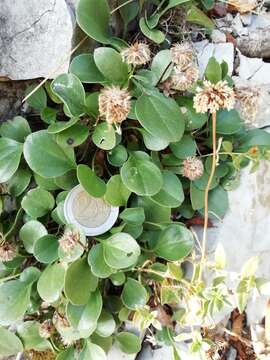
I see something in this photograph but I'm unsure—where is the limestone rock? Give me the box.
[0,0,76,80]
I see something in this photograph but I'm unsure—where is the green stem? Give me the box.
[0,273,21,283]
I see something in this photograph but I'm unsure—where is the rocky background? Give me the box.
[1,0,270,359]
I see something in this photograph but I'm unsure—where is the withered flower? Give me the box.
[121,42,151,66]
[0,242,17,262]
[171,42,194,70]
[182,157,204,181]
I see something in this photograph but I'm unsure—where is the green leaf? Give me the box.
[163,0,190,11]
[78,341,106,360]
[215,109,242,135]
[54,170,78,191]
[0,116,31,143]
[41,107,57,124]
[135,93,185,143]
[121,278,148,310]
[33,234,59,264]
[109,272,126,286]
[70,54,106,83]
[64,258,98,305]
[140,128,169,151]
[190,182,205,210]
[34,173,60,191]
[67,290,102,333]
[20,220,48,254]
[208,186,229,218]
[48,117,79,134]
[17,321,51,352]
[103,233,141,269]
[88,244,114,278]
[205,57,222,84]
[119,0,140,27]
[175,97,208,130]
[24,130,76,178]
[186,5,214,30]
[105,175,131,206]
[151,170,184,208]
[115,332,141,354]
[7,168,31,197]
[170,135,197,159]
[37,263,65,303]
[0,138,23,183]
[96,309,116,337]
[56,124,89,148]
[154,224,194,261]
[0,327,23,356]
[77,164,106,198]
[92,122,116,150]
[151,50,173,84]
[22,188,55,218]
[107,145,128,167]
[56,348,76,360]
[136,196,171,224]
[85,92,99,117]
[76,0,111,44]
[51,74,86,117]
[0,280,31,325]
[94,47,129,85]
[25,85,47,111]
[120,151,163,196]
[58,226,86,263]
[120,207,145,225]
[139,17,165,44]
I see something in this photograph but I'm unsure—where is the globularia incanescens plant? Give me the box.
[0,0,270,359]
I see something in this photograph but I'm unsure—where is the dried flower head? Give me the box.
[53,311,69,330]
[170,65,199,92]
[99,86,131,125]
[0,242,17,262]
[59,228,80,253]
[228,0,257,13]
[193,80,235,114]
[39,320,55,339]
[235,86,260,127]
[182,157,204,181]
[121,42,151,66]
[171,42,194,70]
[25,350,55,360]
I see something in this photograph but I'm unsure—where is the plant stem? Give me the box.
[199,111,217,281]
[111,0,135,14]
[0,273,21,283]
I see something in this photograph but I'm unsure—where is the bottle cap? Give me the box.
[64,185,119,236]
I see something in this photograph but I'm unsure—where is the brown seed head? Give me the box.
[235,86,260,127]
[59,229,80,253]
[39,320,55,339]
[182,157,204,181]
[0,242,17,262]
[121,42,151,66]
[171,42,194,70]
[170,65,199,92]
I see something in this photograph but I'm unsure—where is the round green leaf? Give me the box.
[22,188,55,218]
[109,272,126,286]
[56,124,89,147]
[24,130,76,178]
[16,321,51,352]
[107,145,128,167]
[119,207,145,225]
[170,135,197,159]
[154,224,194,261]
[88,244,114,279]
[140,128,169,151]
[121,278,148,310]
[92,122,116,150]
[105,175,131,206]
[51,74,86,117]
[94,47,129,85]
[7,168,31,197]
[190,182,205,210]
[139,17,165,44]
[115,332,141,354]
[64,258,98,305]
[103,233,141,270]
[33,234,59,264]
[25,85,47,111]
[0,137,23,182]
[54,170,78,190]
[66,290,102,332]
[70,54,106,83]
[151,50,173,84]
[0,327,23,356]
[0,116,31,143]
[121,152,163,196]
[78,341,106,360]
[56,348,75,360]
[76,0,111,44]
[96,309,116,338]
[0,280,31,326]
[135,93,184,143]
[20,220,48,254]
[151,170,184,208]
[208,186,229,218]
[47,117,79,134]
[215,109,242,135]
[77,164,106,198]
[37,263,65,303]
[58,226,86,263]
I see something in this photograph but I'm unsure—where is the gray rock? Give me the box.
[211,30,227,44]
[237,52,270,85]
[137,345,197,360]
[0,0,76,80]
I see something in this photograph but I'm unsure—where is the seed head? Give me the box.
[193,80,235,114]
[170,65,199,92]
[39,320,55,339]
[0,242,17,262]
[229,0,257,13]
[171,42,194,70]
[53,311,69,330]
[235,86,260,127]
[99,86,131,125]
[182,157,204,181]
[121,42,151,66]
[59,229,80,253]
